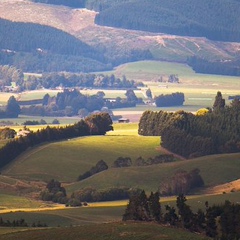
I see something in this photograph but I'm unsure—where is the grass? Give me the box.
[0,194,43,209]
[66,152,240,193]
[3,122,240,193]
[102,60,240,109]
[0,192,239,229]
[18,90,61,101]
[3,134,160,182]
[0,221,210,240]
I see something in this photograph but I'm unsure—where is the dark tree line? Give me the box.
[187,56,240,77]
[0,112,113,169]
[0,51,109,73]
[22,88,142,117]
[0,218,47,228]
[139,93,240,158]
[22,72,141,91]
[123,192,240,239]
[113,154,176,168]
[72,187,142,202]
[155,92,185,107]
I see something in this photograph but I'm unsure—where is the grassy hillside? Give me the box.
[66,152,240,193]
[3,134,160,182]
[0,222,210,240]
[2,122,240,195]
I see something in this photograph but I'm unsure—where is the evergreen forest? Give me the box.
[139,93,240,158]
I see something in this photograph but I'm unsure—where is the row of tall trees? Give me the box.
[72,187,142,202]
[139,93,240,158]
[0,112,113,169]
[22,88,141,117]
[123,192,240,239]
[22,72,141,91]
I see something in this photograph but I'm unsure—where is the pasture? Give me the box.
[0,221,211,240]
[3,121,240,195]
[102,60,240,109]
[2,134,160,182]
[66,152,240,193]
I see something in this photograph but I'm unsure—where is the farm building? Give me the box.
[118,118,130,123]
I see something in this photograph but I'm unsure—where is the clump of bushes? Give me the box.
[159,168,204,195]
[72,187,142,202]
[78,160,108,181]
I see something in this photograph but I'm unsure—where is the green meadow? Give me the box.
[66,152,240,193]
[3,134,160,182]
[3,123,240,195]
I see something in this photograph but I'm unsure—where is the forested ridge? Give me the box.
[139,93,240,158]
[0,18,108,72]
[94,0,240,42]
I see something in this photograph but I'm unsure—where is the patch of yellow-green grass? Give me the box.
[3,135,160,182]
[0,221,211,240]
[107,123,139,136]
[18,90,61,101]
[0,194,43,209]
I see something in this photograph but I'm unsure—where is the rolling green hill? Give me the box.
[2,123,240,195]
[66,152,240,193]
[2,134,160,182]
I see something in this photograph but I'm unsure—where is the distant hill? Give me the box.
[94,0,240,42]
[0,0,240,73]
[0,18,109,72]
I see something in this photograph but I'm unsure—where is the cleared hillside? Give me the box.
[0,0,239,67]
